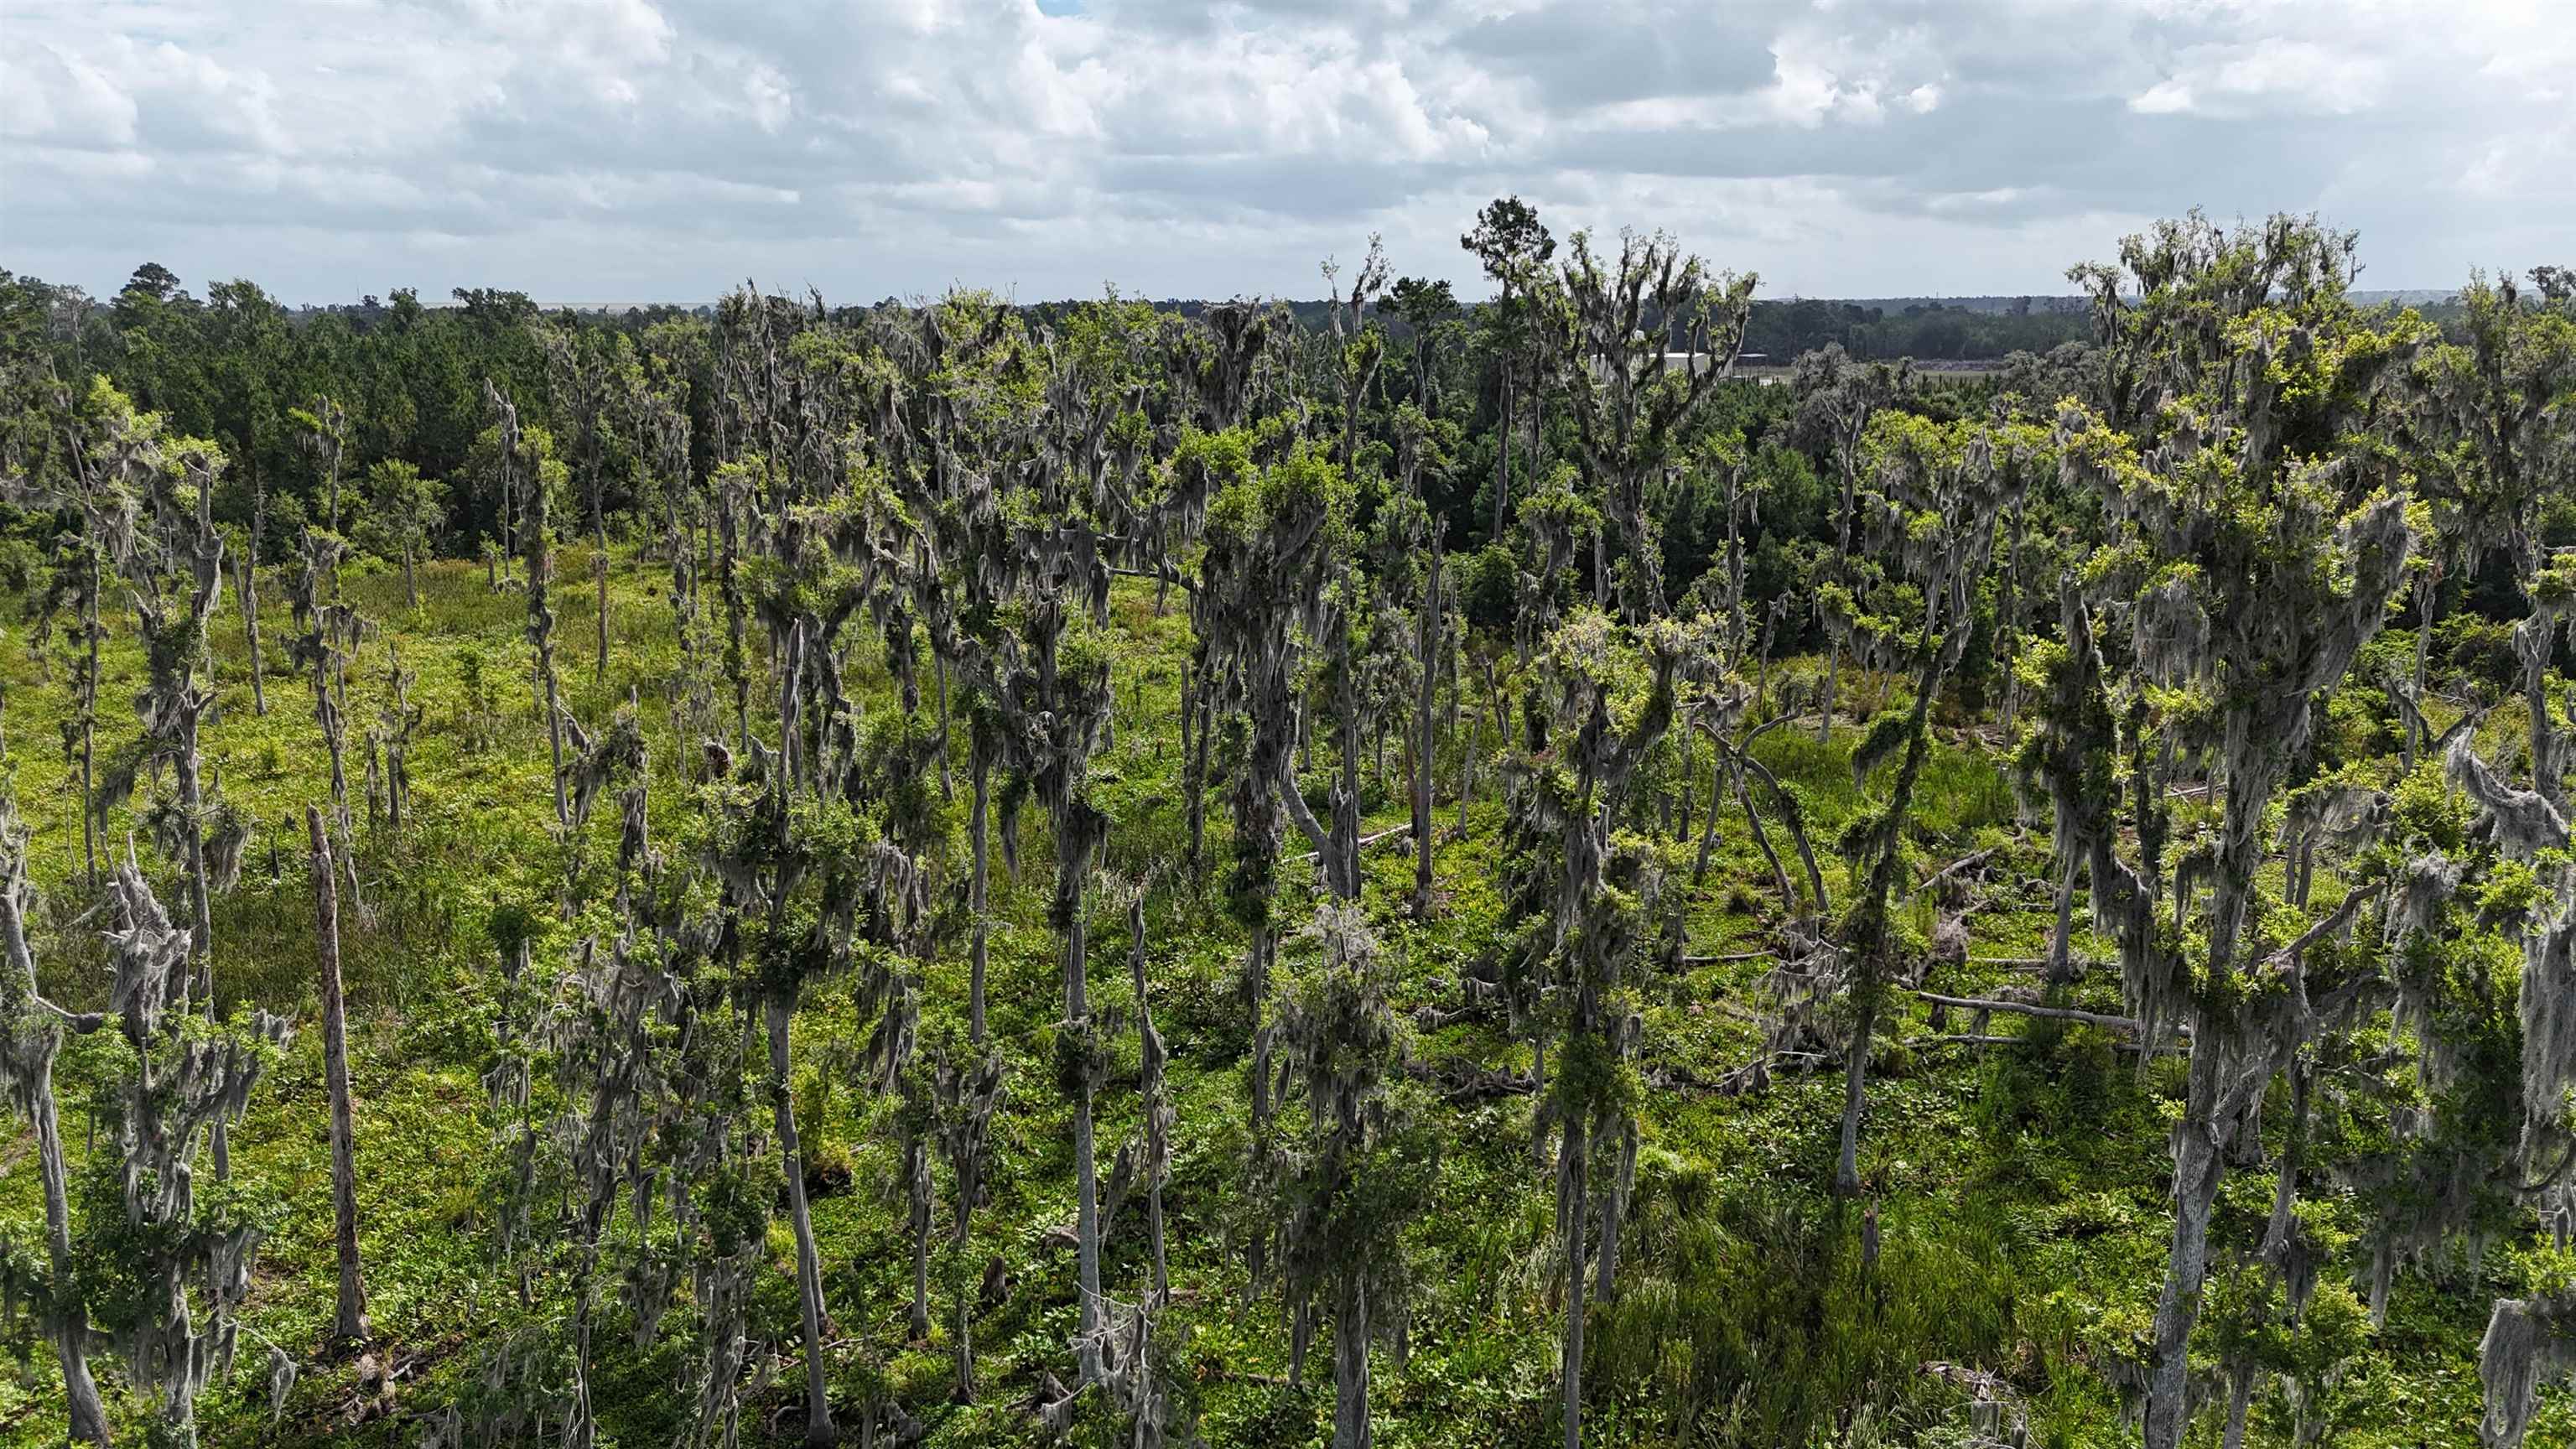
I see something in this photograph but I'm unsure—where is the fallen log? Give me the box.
[1292,823,1410,865]
[1912,989,2189,1038]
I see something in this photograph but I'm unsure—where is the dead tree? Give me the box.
[307,806,371,1344]
[0,803,111,1443]
[98,848,294,1448]
[540,323,639,681]
[288,529,367,916]
[115,434,235,1016]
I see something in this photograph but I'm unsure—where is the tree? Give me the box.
[701,747,861,1446]
[486,381,574,832]
[1463,196,1557,540]
[357,458,446,609]
[2048,213,2425,1449]
[0,801,111,1443]
[307,806,371,1345]
[90,849,294,1448]
[1789,344,1912,740]
[539,323,641,679]
[1262,901,1432,1448]
[1814,414,2033,1196]
[287,529,367,916]
[1501,610,1692,1448]
[1191,431,1353,1129]
[1553,228,1757,621]
[1387,274,1456,410]
[290,394,350,538]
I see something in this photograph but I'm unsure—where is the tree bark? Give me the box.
[595,525,610,681]
[178,716,216,1009]
[242,550,267,716]
[767,994,838,1446]
[1413,547,1442,921]
[969,751,991,1045]
[1557,1114,1589,1449]
[1836,644,1945,1198]
[1333,1270,1372,1449]
[309,807,371,1344]
[2045,853,2080,986]
[2144,735,2282,1449]
[1493,347,1514,540]
[0,874,109,1444]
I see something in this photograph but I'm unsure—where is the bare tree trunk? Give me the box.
[2045,854,2080,986]
[241,557,267,716]
[402,548,418,612]
[1334,662,1363,901]
[538,614,569,833]
[1691,750,1726,886]
[1066,891,1105,1378]
[1413,548,1441,921]
[969,752,991,1045]
[309,807,371,1344]
[1186,673,1213,869]
[2146,745,2278,1449]
[1817,647,1841,745]
[1332,1272,1372,1449]
[1836,646,1945,1198]
[952,1285,976,1406]
[0,867,108,1444]
[2219,1359,2257,1449]
[767,994,838,1446]
[34,1054,109,1443]
[2403,569,2436,771]
[1732,764,1794,909]
[1594,1120,1635,1304]
[933,653,953,799]
[1454,650,1473,836]
[80,571,99,886]
[1128,888,1171,1305]
[1557,1115,1589,1449]
[908,1135,932,1340]
[2145,1061,2229,1449]
[595,525,610,680]
[177,724,215,1007]
[1834,986,1877,1197]
[1998,504,2026,733]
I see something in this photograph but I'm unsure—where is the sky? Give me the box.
[3,0,2569,306]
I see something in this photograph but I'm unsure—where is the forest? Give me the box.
[0,204,2568,1449]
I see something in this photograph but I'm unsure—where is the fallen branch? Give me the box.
[1917,847,1997,893]
[1681,949,1774,964]
[1292,823,1410,865]
[1912,989,2189,1038]
[1912,1031,2184,1057]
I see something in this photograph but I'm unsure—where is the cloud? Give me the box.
[0,0,2563,303]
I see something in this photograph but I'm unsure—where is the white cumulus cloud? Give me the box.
[0,0,2563,303]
